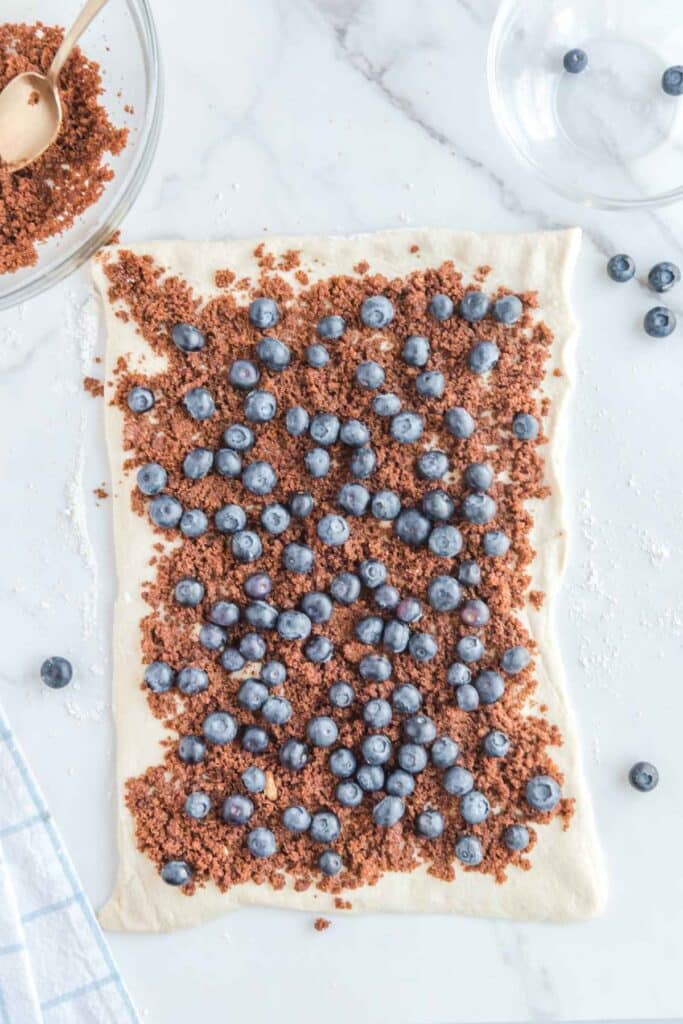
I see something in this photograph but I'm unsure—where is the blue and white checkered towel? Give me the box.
[0,705,139,1023]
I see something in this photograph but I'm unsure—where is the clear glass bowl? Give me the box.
[0,0,162,310]
[487,0,683,209]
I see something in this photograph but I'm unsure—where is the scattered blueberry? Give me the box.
[356,765,385,792]
[229,359,260,390]
[183,386,215,421]
[500,646,530,674]
[402,335,430,367]
[317,314,346,340]
[256,336,290,371]
[492,295,523,324]
[340,419,371,447]
[503,824,530,851]
[221,648,245,673]
[239,632,267,661]
[242,766,266,793]
[468,340,499,374]
[526,775,561,812]
[391,411,423,444]
[285,406,310,436]
[198,623,226,651]
[319,850,343,876]
[644,306,677,338]
[244,572,272,600]
[427,525,462,558]
[248,297,280,330]
[329,747,357,778]
[361,734,393,766]
[455,835,483,866]
[403,714,436,744]
[373,795,405,827]
[307,343,330,368]
[363,697,393,729]
[231,530,263,563]
[396,596,422,624]
[374,584,400,610]
[460,291,490,321]
[305,636,334,663]
[606,254,635,283]
[563,48,588,73]
[462,493,497,525]
[144,661,174,693]
[350,446,377,479]
[309,811,341,843]
[185,791,211,819]
[242,726,270,754]
[383,619,411,653]
[428,293,454,320]
[356,360,385,389]
[455,684,479,711]
[222,794,254,825]
[464,463,493,491]
[336,781,363,807]
[288,491,314,519]
[360,295,394,329]
[397,743,428,774]
[422,489,455,521]
[261,695,292,725]
[410,633,437,662]
[391,683,422,714]
[137,462,167,496]
[446,662,471,688]
[238,679,268,712]
[417,450,449,481]
[282,805,311,833]
[40,656,73,689]
[329,681,355,708]
[512,412,539,440]
[338,483,370,516]
[456,636,484,664]
[385,769,415,797]
[174,576,205,607]
[371,490,402,520]
[306,716,339,748]
[215,449,241,478]
[171,322,205,353]
[373,393,402,417]
[428,575,461,612]
[431,736,459,768]
[300,592,333,624]
[359,558,387,589]
[457,560,481,587]
[180,509,208,538]
[483,730,510,757]
[317,514,350,546]
[628,761,659,792]
[210,600,240,628]
[203,711,238,744]
[482,530,510,557]
[330,572,361,605]
[356,616,384,646]
[244,601,277,630]
[178,735,206,764]
[277,610,312,642]
[282,542,315,574]
[395,508,431,546]
[444,406,475,439]
[416,370,445,399]
[662,65,683,96]
[127,386,155,413]
[648,262,680,293]
[244,390,277,423]
[223,423,254,452]
[161,860,193,886]
[304,447,331,478]
[474,669,505,705]
[261,660,286,688]
[415,809,445,838]
[310,412,340,446]
[247,827,277,858]
[443,765,474,796]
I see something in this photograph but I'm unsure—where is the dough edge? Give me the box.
[92,227,607,932]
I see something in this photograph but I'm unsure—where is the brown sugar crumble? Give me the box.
[313,917,330,932]
[0,22,128,275]
[94,485,109,500]
[83,376,104,397]
[104,243,574,901]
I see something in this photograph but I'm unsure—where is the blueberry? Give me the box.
[493,295,523,324]
[474,669,505,705]
[409,633,437,662]
[222,794,254,825]
[371,490,401,520]
[288,492,314,519]
[256,336,290,371]
[356,360,385,389]
[649,262,681,293]
[350,446,377,479]
[329,747,357,778]
[248,297,280,330]
[361,734,393,765]
[180,509,208,538]
[276,609,310,641]
[372,393,402,417]
[606,254,635,283]
[244,572,272,600]
[307,716,339,748]
[456,636,484,663]
[171,322,205,353]
[161,860,193,886]
[644,305,677,338]
[282,542,315,574]
[177,666,208,695]
[462,493,497,525]
[402,335,430,367]
[359,558,387,589]
[300,592,333,624]
[460,790,490,824]
[662,65,683,96]
[310,811,341,843]
[444,406,475,439]
[178,735,206,764]
[512,412,539,440]
[468,340,499,374]
[460,291,490,321]
[427,575,461,612]
[403,714,436,744]
[464,463,493,492]
[244,389,277,423]
[340,419,371,447]
[417,450,449,480]
[385,769,415,797]
[373,796,404,827]
[416,809,445,838]
[338,483,370,516]
[223,423,255,452]
[199,623,227,651]
[455,835,483,866]
[305,636,334,663]
[563,48,588,73]
[260,660,286,687]
[261,695,292,725]
[526,775,561,812]
[457,560,481,586]
[215,503,247,534]
[242,726,270,754]
[310,413,340,446]
[397,743,428,774]
[305,449,331,483]
[245,601,277,630]
[395,508,431,546]
[128,386,155,413]
[286,406,310,436]
[503,824,530,851]
[628,761,659,792]
[356,616,384,645]
[185,791,211,819]
[460,599,490,628]
[144,661,174,693]
[317,514,350,546]
[391,411,423,444]
[242,766,266,793]
[483,730,510,757]
[183,387,215,421]
[501,646,530,674]
[431,736,459,768]
[247,827,277,858]
[356,765,385,792]
[360,295,394,329]
[40,656,73,689]
[210,601,240,628]
[238,679,269,711]
[330,572,361,605]
[329,681,355,708]
[319,850,343,876]
[336,781,363,807]
[392,683,422,714]
[383,619,410,653]
[374,584,400,610]
[443,765,474,796]
[232,531,263,563]
[483,530,510,557]
[242,460,277,496]
[396,597,422,624]
[455,684,479,711]
[221,648,245,673]
[422,489,455,521]
[363,698,393,729]
[202,712,237,745]
[239,632,267,661]
[137,462,167,496]
[282,805,311,833]
[229,359,260,390]
[307,343,330,368]
[261,503,290,536]
[149,495,182,530]
[317,314,346,340]
[446,662,471,687]
[174,576,205,607]
[416,371,445,399]
[214,449,241,478]
[428,293,454,320]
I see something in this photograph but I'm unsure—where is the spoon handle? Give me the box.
[47,0,109,86]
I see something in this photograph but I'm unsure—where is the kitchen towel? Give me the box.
[0,703,139,1023]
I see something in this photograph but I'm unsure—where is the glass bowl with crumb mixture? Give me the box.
[0,0,162,310]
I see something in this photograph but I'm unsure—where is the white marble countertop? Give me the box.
[2,1,683,1021]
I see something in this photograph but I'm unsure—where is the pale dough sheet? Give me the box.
[93,228,607,932]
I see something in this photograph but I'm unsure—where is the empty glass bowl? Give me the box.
[487,0,683,208]
[0,0,162,310]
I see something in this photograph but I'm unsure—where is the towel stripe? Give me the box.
[41,973,117,1012]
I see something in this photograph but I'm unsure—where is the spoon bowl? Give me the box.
[0,71,62,171]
